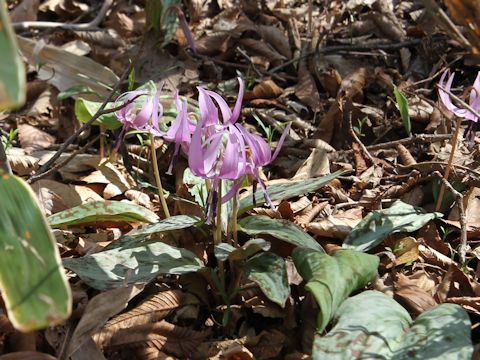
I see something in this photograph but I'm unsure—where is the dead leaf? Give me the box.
[18,124,55,152]
[295,56,321,112]
[307,208,362,239]
[93,290,185,348]
[394,273,436,315]
[67,285,144,357]
[9,0,40,22]
[386,236,419,269]
[258,25,292,59]
[6,147,39,176]
[244,80,283,100]
[0,352,57,360]
[292,148,330,180]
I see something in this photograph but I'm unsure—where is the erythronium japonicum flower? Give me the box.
[438,70,480,122]
[162,92,196,175]
[113,89,163,149]
[188,77,291,219]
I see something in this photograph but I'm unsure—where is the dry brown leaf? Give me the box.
[70,338,106,360]
[295,57,321,112]
[9,0,40,22]
[18,124,56,152]
[386,236,419,269]
[67,285,144,357]
[238,38,285,67]
[94,290,185,349]
[245,330,286,359]
[101,320,208,358]
[0,352,57,360]
[292,148,330,180]
[31,179,83,215]
[369,0,406,41]
[258,25,292,59]
[6,147,39,176]
[244,80,283,100]
[307,208,362,239]
[195,34,231,56]
[394,273,436,315]
[106,12,136,38]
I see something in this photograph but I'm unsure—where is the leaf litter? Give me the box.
[2,0,480,358]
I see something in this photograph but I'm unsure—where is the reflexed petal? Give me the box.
[206,90,233,124]
[198,87,220,126]
[271,122,291,161]
[230,77,244,124]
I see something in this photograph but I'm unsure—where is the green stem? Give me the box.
[149,133,170,218]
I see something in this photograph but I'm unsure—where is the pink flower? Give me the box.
[188,78,290,209]
[439,70,480,122]
[114,90,162,149]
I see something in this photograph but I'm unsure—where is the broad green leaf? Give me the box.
[215,238,271,262]
[63,237,203,290]
[48,200,159,228]
[244,252,289,307]
[238,215,323,251]
[292,248,379,332]
[394,85,411,136]
[0,1,25,109]
[394,303,472,359]
[238,170,345,214]
[74,98,120,130]
[0,172,71,331]
[313,291,412,359]
[313,291,473,360]
[127,215,201,237]
[343,200,442,252]
[58,85,98,101]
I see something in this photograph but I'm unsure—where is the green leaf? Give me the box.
[292,248,379,332]
[238,171,345,214]
[244,252,289,307]
[63,237,203,290]
[313,291,473,360]
[343,200,442,252]
[238,215,323,251]
[0,172,71,331]
[215,238,271,262]
[57,85,98,101]
[0,1,25,110]
[48,200,159,228]
[127,215,201,237]
[393,85,411,136]
[74,98,121,130]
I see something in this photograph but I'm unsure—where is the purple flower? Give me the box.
[162,92,196,174]
[188,78,290,209]
[439,70,480,122]
[114,89,162,149]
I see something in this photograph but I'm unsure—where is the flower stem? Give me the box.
[215,180,225,288]
[231,192,239,247]
[150,133,170,218]
[435,117,462,212]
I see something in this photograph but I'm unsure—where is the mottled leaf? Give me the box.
[238,215,322,251]
[0,1,25,110]
[215,238,271,262]
[313,291,473,360]
[48,200,159,228]
[127,215,201,237]
[239,171,345,214]
[293,248,379,332]
[0,172,71,331]
[343,200,442,252]
[244,252,289,307]
[63,237,203,290]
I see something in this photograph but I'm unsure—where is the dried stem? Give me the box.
[435,117,462,211]
[150,133,170,218]
[432,171,468,266]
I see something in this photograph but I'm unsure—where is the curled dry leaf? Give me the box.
[101,320,208,358]
[6,147,39,176]
[258,25,292,59]
[244,80,283,100]
[394,273,437,315]
[18,124,56,152]
[307,207,362,239]
[295,56,321,112]
[238,38,285,67]
[93,290,185,349]
[9,0,40,22]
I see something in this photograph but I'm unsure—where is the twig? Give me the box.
[269,38,426,74]
[27,44,144,184]
[431,171,468,266]
[331,134,453,157]
[28,135,100,183]
[13,0,113,31]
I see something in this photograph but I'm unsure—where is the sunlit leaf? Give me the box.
[0,172,71,331]
[293,248,379,332]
